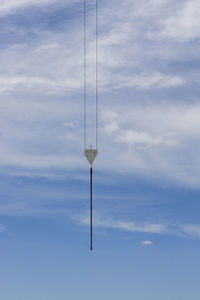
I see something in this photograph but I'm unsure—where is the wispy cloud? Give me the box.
[0,0,78,16]
[0,0,199,189]
[114,72,185,89]
[0,75,81,94]
[78,215,166,234]
[181,224,200,238]
[77,214,200,241]
[158,0,200,40]
[101,102,200,186]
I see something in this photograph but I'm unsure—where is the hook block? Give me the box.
[84,146,98,167]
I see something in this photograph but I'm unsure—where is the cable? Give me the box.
[84,0,99,150]
[95,0,98,150]
[84,0,87,149]
[83,0,99,251]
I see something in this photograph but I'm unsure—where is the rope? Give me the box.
[83,0,99,150]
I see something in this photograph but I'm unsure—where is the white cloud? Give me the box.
[0,0,52,14]
[1,0,200,244]
[116,73,185,89]
[160,0,200,40]
[0,0,199,188]
[0,75,81,94]
[0,0,77,16]
[116,130,164,146]
[78,215,200,240]
[181,225,200,238]
[141,240,153,245]
[79,216,165,234]
[99,102,200,186]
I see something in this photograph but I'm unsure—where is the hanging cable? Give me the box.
[84,0,87,149]
[95,0,98,150]
[83,0,99,251]
[84,0,98,149]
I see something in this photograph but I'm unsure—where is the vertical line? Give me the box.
[95,0,98,150]
[84,0,87,150]
[90,166,93,251]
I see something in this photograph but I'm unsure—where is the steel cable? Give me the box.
[83,0,98,150]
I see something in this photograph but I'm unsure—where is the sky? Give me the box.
[0,0,200,299]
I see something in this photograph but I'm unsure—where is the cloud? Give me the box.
[1,0,200,249]
[0,72,184,95]
[116,130,164,146]
[78,216,165,234]
[0,0,199,189]
[115,73,185,89]
[0,75,81,94]
[181,225,200,238]
[159,0,200,40]
[141,240,153,245]
[100,101,200,186]
[0,0,51,15]
[0,0,76,16]
[77,215,200,241]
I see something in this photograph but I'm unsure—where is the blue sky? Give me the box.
[1,0,200,299]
